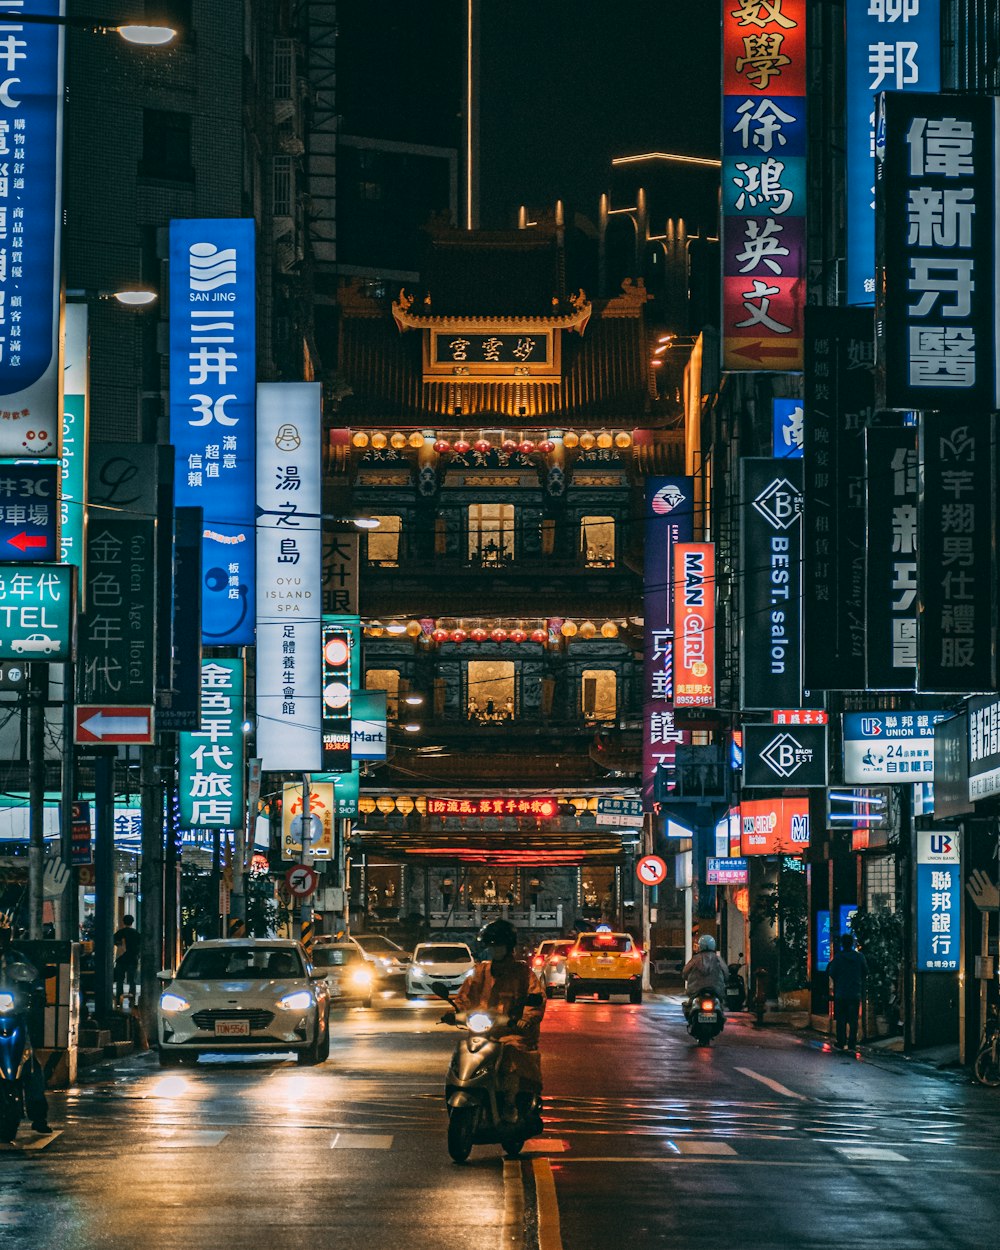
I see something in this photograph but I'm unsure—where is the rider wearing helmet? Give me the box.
[681,934,728,1002]
[449,918,545,1123]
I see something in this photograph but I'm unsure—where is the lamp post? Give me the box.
[15,13,176,44]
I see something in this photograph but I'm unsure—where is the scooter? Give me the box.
[725,955,747,1012]
[683,990,725,1047]
[433,982,543,1164]
[974,1003,1000,1087]
[0,980,34,1142]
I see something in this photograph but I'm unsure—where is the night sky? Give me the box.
[479,2,721,228]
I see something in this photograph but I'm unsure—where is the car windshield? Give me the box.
[416,946,471,964]
[312,947,360,968]
[574,934,633,953]
[353,936,401,953]
[177,946,305,980]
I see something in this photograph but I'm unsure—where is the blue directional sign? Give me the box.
[0,462,58,560]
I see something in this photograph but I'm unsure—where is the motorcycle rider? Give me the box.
[681,934,728,1015]
[0,926,51,1134]
[446,919,545,1124]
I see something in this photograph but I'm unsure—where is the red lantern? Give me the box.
[470,627,488,643]
[454,438,471,454]
[530,628,547,644]
[490,627,508,643]
[518,440,535,455]
[450,628,467,643]
[474,438,491,454]
[510,628,527,643]
[433,439,451,453]
[502,438,518,454]
[432,628,450,643]
[538,439,555,453]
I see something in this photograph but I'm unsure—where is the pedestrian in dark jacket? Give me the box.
[826,932,868,1051]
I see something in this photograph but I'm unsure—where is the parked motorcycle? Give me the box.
[973,1003,1000,1087]
[683,990,725,1047]
[725,955,747,1012]
[433,982,543,1164]
[0,979,35,1142]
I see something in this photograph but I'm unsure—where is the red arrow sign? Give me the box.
[75,705,154,745]
[8,532,49,552]
[729,340,802,364]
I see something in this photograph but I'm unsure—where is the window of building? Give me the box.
[581,670,617,721]
[467,661,515,721]
[366,669,400,720]
[140,109,193,181]
[468,504,514,564]
[366,515,401,565]
[580,516,615,567]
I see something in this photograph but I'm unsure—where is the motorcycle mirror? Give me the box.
[429,981,453,1001]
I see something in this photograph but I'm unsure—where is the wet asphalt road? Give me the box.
[2,994,998,1250]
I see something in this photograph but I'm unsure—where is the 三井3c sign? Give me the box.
[0,563,74,661]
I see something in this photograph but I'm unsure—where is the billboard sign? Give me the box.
[256,382,322,772]
[178,659,245,829]
[0,462,58,560]
[596,797,644,829]
[740,797,810,855]
[916,830,960,971]
[842,711,948,784]
[351,689,387,761]
[61,302,89,580]
[281,781,335,860]
[0,2,64,457]
[845,0,940,304]
[0,562,74,660]
[865,427,917,690]
[673,542,715,708]
[169,218,256,644]
[968,695,1000,802]
[722,0,806,371]
[707,856,749,885]
[772,399,803,458]
[743,722,827,788]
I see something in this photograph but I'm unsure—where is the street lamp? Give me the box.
[14,13,177,44]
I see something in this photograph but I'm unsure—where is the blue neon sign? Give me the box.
[772,399,803,458]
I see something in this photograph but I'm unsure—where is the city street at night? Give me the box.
[3,997,998,1250]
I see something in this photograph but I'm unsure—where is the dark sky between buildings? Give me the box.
[478,2,721,227]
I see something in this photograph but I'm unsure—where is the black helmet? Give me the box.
[478,918,518,952]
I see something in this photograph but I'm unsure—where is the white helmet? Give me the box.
[697,935,717,952]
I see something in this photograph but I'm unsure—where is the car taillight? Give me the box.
[532,956,544,968]
[548,956,564,965]
[700,998,714,1012]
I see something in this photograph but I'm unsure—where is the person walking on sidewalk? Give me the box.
[826,932,868,1051]
[113,915,139,1007]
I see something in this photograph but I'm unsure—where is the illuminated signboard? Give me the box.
[722,0,806,372]
[842,711,947,784]
[673,542,716,708]
[740,797,809,855]
[772,399,803,458]
[916,830,960,970]
[178,659,245,829]
[0,562,74,660]
[61,302,88,581]
[426,797,559,818]
[707,857,749,885]
[281,780,335,860]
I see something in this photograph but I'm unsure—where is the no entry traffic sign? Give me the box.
[636,855,668,887]
[285,864,318,898]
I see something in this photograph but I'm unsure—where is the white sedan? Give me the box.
[405,942,475,999]
[157,939,331,1066]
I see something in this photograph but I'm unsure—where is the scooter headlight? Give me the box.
[0,991,14,1012]
[467,1011,493,1033]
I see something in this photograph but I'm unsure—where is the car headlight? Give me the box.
[0,991,15,1012]
[159,992,190,1013]
[463,968,474,979]
[277,990,314,1011]
[349,967,373,988]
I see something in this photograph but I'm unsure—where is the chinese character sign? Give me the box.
[842,710,947,783]
[0,1,63,456]
[967,695,1000,802]
[425,797,559,818]
[845,0,940,305]
[169,219,256,645]
[179,658,245,829]
[865,427,917,689]
[0,561,73,660]
[916,830,960,971]
[432,332,549,365]
[0,463,57,560]
[673,542,716,707]
[722,0,806,371]
[61,302,88,580]
[772,398,803,457]
[256,382,322,772]
[876,93,998,411]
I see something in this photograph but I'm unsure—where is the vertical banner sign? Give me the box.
[772,398,803,457]
[865,427,917,690]
[845,0,940,305]
[179,658,245,829]
[324,529,359,614]
[256,382,322,771]
[169,219,256,645]
[0,1,64,457]
[70,800,92,867]
[61,302,88,582]
[916,830,960,971]
[642,477,692,810]
[740,459,802,708]
[721,0,806,372]
[803,307,876,691]
[918,412,993,691]
[321,616,357,772]
[157,505,203,732]
[876,93,999,411]
[967,695,1000,803]
[673,542,716,707]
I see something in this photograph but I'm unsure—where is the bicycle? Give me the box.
[973,1003,1000,1087]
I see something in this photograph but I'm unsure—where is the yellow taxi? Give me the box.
[565,929,644,1004]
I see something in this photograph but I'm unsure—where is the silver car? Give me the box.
[405,942,475,999]
[534,939,574,997]
[157,939,331,1066]
[348,933,411,981]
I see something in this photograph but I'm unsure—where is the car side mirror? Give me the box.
[157,969,174,981]
[430,981,453,1001]
[309,970,327,981]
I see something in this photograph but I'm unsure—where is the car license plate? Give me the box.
[596,956,613,965]
[697,1012,717,1023]
[214,1019,250,1036]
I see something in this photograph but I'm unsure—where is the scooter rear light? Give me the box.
[700,999,715,1012]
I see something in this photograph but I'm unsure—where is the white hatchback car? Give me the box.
[405,941,475,1000]
[157,939,331,1066]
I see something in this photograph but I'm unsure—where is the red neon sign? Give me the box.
[426,797,558,818]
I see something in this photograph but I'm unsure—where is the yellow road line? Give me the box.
[533,1157,564,1250]
[501,1158,524,1248]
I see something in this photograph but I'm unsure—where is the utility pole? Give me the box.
[27,663,46,939]
[300,772,313,946]
[59,659,78,941]
[139,741,164,1037]
[93,748,116,1023]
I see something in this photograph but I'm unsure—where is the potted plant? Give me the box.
[751,860,810,1010]
[849,907,903,1037]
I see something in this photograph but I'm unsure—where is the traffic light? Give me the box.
[322,624,353,771]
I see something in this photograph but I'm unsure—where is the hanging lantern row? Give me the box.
[357,795,625,817]
[363,618,622,643]
[350,430,633,453]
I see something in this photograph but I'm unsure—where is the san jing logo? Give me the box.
[189,241,238,291]
[760,732,814,779]
[651,483,686,515]
[752,478,802,530]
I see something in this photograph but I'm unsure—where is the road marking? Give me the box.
[735,1067,808,1101]
[836,1146,909,1162]
[330,1132,394,1149]
[533,1158,564,1250]
[525,1137,569,1153]
[153,1131,228,1148]
[500,1159,524,1248]
[665,1139,736,1155]
[20,1131,61,1152]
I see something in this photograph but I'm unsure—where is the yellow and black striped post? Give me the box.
[228,917,246,938]
[300,917,314,958]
